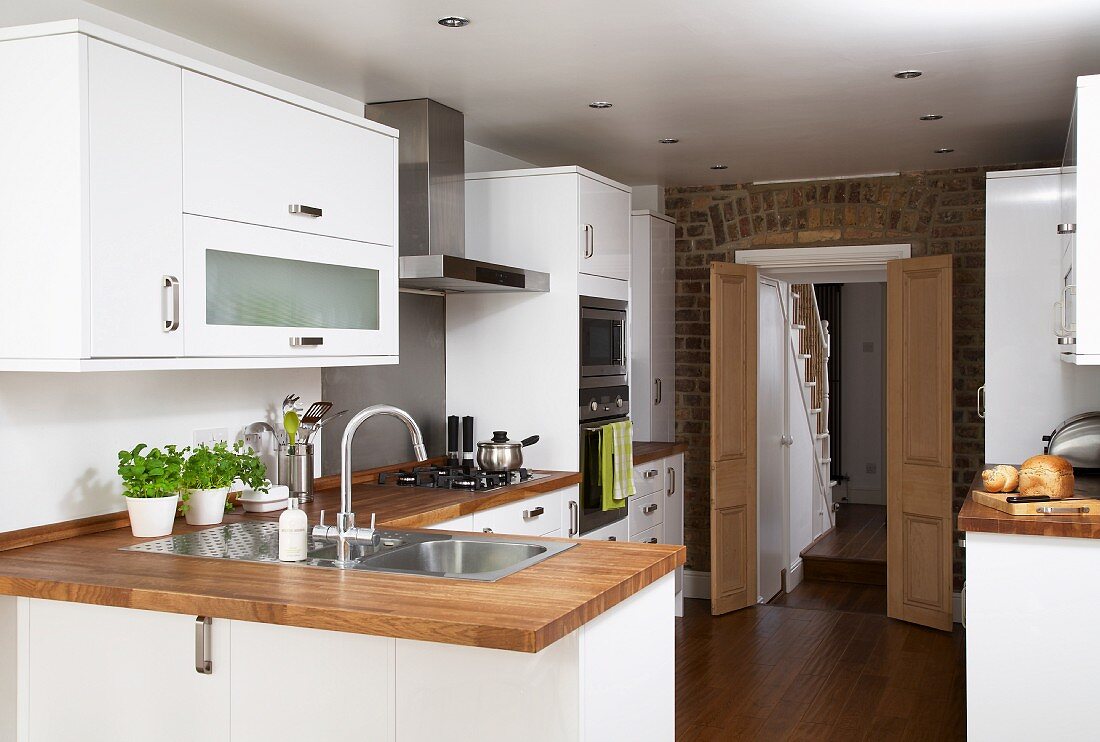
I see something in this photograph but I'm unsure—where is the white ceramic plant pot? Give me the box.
[184,487,230,526]
[124,494,180,538]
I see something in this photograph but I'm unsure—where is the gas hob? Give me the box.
[377,465,549,493]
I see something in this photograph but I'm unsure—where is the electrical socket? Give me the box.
[193,427,229,447]
[865,463,877,474]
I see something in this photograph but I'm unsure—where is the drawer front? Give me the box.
[182,215,397,357]
[633,462,663,496]
[183,71,395,245]
[580,517,629,542]
[630,523,661,544]
[471,490,563,537]
[628,491,663,536]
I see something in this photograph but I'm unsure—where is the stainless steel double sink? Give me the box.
[122,522,576,582]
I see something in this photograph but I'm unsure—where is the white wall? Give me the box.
[0,370,320,532]
[464,141,534,173]
[631,186,664,214]
[839,283,886,505]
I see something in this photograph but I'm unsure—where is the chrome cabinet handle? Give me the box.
[643,469,659,479]
[1057,223,1077,235]
[289,204,323,217]
[642,503,658,515]
[583,224,594,258]
[568,500,579,536]
[655,378,662,405]
[482,527,494,534]
[195,616,212,675]
[290,337,324,347]
[162,275,180,332]
[667,466,676,497]
[523,506,545,519]
[977,385,985,420]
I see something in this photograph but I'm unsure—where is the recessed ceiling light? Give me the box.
[894,70,923,79]
[710,164,728,170]
[437,16,470,28]
[919,114,943,121]
[659,138,679,144]
[934,148,955,154]
[589,101,613,109]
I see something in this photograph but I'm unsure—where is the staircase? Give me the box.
[789,284,836,536]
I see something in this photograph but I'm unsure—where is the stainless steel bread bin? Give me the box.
[1043,412,1100,470]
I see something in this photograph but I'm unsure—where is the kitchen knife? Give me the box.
[1006,495,1053,503]
[447,415,460,467]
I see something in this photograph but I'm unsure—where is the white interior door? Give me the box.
[757,279,788,602]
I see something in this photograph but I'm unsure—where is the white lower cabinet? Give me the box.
[427,514,475,531]
[24,600,230,742]
[5,573,675,742]
[581,517,630,542]
[429,485,575,538]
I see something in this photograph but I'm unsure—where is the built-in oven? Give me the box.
[578,384,630,535]
[580,296,628,384]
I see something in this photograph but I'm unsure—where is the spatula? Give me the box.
[300,401,333,427]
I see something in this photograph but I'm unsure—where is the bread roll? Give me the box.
[981,465,1019,493]
[1018,455,1075,499]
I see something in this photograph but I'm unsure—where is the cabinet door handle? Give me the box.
[655,378,662,405]
[290,337,324,347]
[1059,285,1077,333]
[645,537,658,544]
[289,204,323,217]
[607,536,617,541]
[523,506,545,519]
[195,616,212,675]
[667,466,676,496]
[162,275,180,332]
[977,385,985,420]
[568,501,579,537]
[643,503,658,515]
[643,469,659,479]
[583,224,594,258]
[482,527,494,534]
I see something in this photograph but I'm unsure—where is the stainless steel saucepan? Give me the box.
[476,431,539,472]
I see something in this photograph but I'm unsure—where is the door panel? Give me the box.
[710,263,758,615]
[887,255,953,631]
[652,218,677,440]
[578,176,630,281]
[757,281,787,603]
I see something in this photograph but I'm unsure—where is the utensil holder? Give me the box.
[277,443,314,503]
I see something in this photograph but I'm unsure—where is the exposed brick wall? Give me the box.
[665,163,1053,589]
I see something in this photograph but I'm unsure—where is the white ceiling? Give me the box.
[85,0,1100,185]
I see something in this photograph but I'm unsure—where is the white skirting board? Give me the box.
[684,569,964,624]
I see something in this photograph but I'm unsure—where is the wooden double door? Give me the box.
[709,257,954,631]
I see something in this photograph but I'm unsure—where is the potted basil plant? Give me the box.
[182,441,268,526]
[117,444,185,537]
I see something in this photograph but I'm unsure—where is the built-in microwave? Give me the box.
[580,296,628,384]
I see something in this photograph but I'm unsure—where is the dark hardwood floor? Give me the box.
[802,504,887,585]
[676,598,965,740]
[768,580,886,615]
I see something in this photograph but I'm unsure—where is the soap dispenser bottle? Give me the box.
[278,498,308,562]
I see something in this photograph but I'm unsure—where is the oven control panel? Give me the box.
[580,385,630,422]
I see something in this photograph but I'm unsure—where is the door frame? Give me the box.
[735,243,912,284]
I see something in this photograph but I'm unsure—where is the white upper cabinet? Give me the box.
[578,174,631,282]
[1058,74,1100,364]
[183,72,394,246]
[630,211,676,441]
[0,22,399,371]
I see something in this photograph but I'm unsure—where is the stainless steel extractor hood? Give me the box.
[365,99,549,293]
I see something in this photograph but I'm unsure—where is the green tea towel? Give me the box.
[600,420,634,510]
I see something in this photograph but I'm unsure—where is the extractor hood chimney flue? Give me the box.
[365,98,549,293]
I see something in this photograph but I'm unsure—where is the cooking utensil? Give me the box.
[302,409,348,444]
[300,401,333,427]
[1043,411,1100,470]
[1007,495,1053,504]
[476,431,539,472]
[283,409,300,445]
[281,393,300,412]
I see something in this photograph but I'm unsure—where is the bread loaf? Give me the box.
[1018,455,1075,499]
[981,465,1019,493]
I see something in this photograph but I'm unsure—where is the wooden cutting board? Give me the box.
[971,489,1100,517]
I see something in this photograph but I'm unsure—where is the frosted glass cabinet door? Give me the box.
[183,215,397,357]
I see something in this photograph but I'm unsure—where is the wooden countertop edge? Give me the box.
[0,545,685,653]
[632,441,688,466]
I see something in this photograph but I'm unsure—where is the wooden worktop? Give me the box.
[0,459,683,653]
[959,468,1100,540]
[632,441,688,466]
